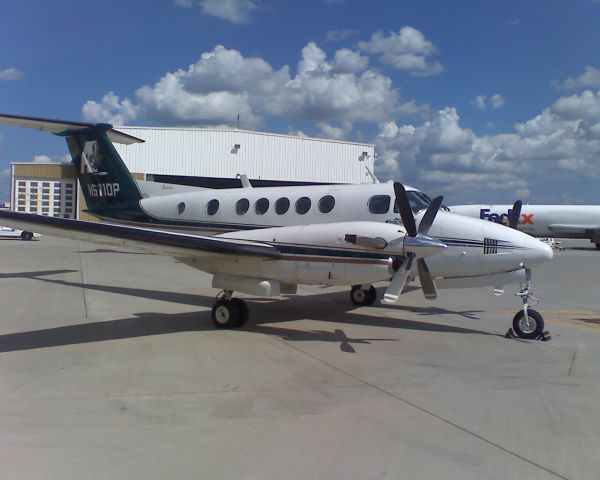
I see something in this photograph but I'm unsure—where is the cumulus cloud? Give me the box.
[553,66,600,91]
[83,43,419,130]
[82,92,138,125]
[374,96,600,202]
[175,0,258,23]
[0,68,22,81]
[357,27,443,76]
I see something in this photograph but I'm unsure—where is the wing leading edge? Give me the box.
[0,211,281,259]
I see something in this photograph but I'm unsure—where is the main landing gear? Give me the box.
[350,284,377,306]
[211,290,249,329]
[508,268,548,340]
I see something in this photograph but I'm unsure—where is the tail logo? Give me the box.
[80,140,104,174]
[80,139,121,198]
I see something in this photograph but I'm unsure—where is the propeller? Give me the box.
[509,200,522,229]
[382,183,446,304]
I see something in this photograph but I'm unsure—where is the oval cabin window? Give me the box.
[206,199,219,216]
[318,195,335,213]
[295,197,311,215]
[236,198,249,215]
[176,202,186,215]
[255,198,269,215]
[275,197,290,215]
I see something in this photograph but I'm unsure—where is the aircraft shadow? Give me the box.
[0,269,495,354]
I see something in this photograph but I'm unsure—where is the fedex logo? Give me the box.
[480,209,534,225]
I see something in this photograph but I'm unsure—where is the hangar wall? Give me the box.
[113,126,375,185]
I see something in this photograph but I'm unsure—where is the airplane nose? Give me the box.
[527,237,554,266]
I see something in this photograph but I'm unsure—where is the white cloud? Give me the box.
[316,121,352,140]
[374,96,600,202]
[357,27,443,76]
[554,66,600,91]
[83,43,419,130]
[472,95,487,109]
[0,68,22,81]
[471,94,505,109]
[33,155,52,164]
[176,0,258,23]
[490,94,505,109]
[82,92,138,125]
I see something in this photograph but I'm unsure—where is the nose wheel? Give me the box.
[211,291,249,328]
[510,268,547,340]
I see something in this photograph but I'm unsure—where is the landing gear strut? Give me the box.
[511,268,545,339]
[350,285,377,306]
[211,290,249,328]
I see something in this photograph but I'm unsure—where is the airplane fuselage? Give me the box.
[450,204,600,247]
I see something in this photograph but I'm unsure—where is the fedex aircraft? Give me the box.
[450,204,600,249]
[0,113,554,339]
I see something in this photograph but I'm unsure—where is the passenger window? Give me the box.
[236,198,249,215]
[368,195,391,214]
[176,202,186,215]
[318,195,335,213]
[295,197,311,215]
[275,197,290,215]
[206,199,219,216]
[255,198,269,215]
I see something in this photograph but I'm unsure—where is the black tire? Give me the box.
[231,298,249,327]
[350,285,377,306]
[20,231,33,241]
[512,309,544,339]
[211,299,240,329]
[595,243,600,250]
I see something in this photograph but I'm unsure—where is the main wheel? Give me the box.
[512,309,544,339]
[231,298,249,327]
[20,231,33,241]
[350,285,377,306]
[595,243,600,250]
[212,299,240,329]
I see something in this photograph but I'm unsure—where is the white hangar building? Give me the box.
[113,126,376,188]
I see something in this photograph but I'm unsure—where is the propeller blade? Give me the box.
[417,258,437,300]
[393,182,417,237]
[417,195,444,235]
[509,200,522,229]
[382,255,414,304]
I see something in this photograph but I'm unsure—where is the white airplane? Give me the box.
[450,203,600,249]
[0,114,554,338]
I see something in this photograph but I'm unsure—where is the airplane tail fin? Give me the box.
[0,114,146,221]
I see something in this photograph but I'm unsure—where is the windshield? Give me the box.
[393,191,432,213]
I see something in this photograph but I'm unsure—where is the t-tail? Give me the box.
[60,124,146,220]
[0,113,146,221]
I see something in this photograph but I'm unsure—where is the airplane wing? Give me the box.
[548,224,600,234]
[0,113,144,145]
[0,211,281,260]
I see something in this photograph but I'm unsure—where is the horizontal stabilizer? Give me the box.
[0,113,144,145]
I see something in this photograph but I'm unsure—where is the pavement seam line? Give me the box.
[77,244,89,318]
[276,337,570,480]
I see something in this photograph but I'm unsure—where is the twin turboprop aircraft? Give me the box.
[0,114,554,338]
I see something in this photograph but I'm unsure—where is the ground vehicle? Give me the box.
[0,226,39,241]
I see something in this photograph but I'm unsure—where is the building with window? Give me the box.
[11,163,77,218]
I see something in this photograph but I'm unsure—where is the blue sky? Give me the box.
[1,0,600,204]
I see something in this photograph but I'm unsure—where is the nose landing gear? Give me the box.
[508,268,549,340]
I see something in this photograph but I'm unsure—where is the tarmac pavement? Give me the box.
[1,236,599,479]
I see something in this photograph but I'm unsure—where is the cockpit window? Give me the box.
[394,191,432,214]
[368,195,391,214]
